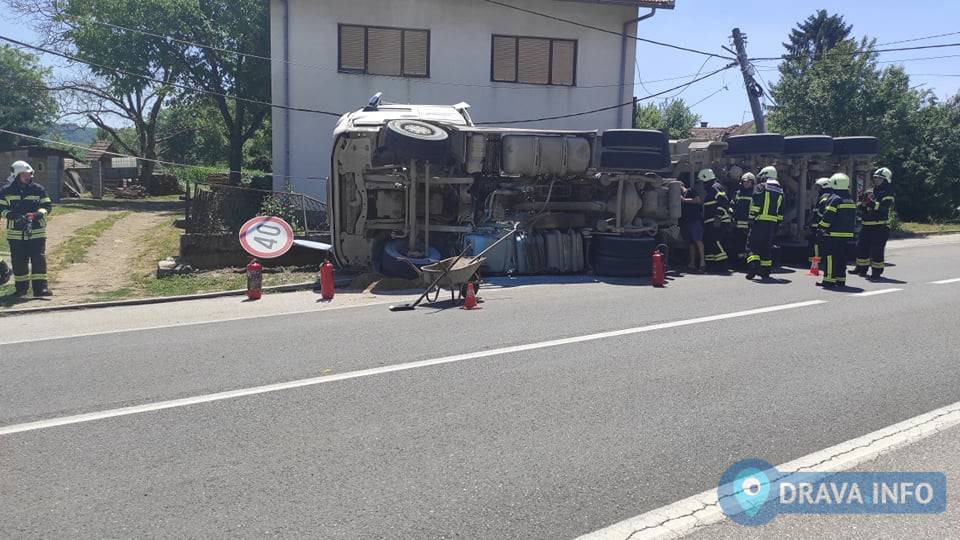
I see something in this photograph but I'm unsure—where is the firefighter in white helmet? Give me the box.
[0,161,53,297]
[854,167,895,279]
[809,177,833,265]
[816,173,857,288]
[745,166,783,280]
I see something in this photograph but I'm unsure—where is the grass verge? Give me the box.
[898,222,960,235]
[90,217,317,301]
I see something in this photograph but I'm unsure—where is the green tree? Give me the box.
[768,11,959,220]
[0,45,57,150]
[781,10,852,76]
[633,99,699,139]
[158,99,228,167]
[178,0,271,184]
[53,0,188,185]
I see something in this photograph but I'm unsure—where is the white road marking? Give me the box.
[849,288,903,297]
[0,298,408,347]
[0,300,826,436]
[579,399,960,540]
[930,277,960,285]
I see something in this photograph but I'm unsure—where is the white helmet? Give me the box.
[758,166,778,181]
[10,160,33,177]
[830,173,851,191]
[741,172,756,184]
[815,177,831,189]
[873,167,893,184]
[697,168,717,182]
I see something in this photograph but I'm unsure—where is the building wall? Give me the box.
[0,150,52,190]
[271,0,641,199]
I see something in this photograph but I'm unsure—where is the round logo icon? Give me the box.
[239,216,294,259]
[718,458,778,526]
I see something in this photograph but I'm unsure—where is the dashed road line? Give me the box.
[0,300,826,436]
[849,288,903,297]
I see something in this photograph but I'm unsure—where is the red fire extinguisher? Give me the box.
[652,244,666,288]
[246,258,263,300]
[320,260,335,300]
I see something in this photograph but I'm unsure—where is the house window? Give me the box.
[338,24,430,78]
[491,35,577,86]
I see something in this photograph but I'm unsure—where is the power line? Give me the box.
[908,73,960,77]
[483,0,735,60]
[477,63,737,125]
[879,30,960,46]
[0,34,345,118]
[749,41,960,62]
[689,85,728,108]
[667,56,711,99]
[0,128,327,181]
[60,13,708,92]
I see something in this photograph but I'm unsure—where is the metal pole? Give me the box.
[424,162,430,252]
[408,159,418,254]
[732,28,766,133]
[301,193,308,234]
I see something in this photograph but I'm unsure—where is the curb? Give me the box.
[0,277,354,317]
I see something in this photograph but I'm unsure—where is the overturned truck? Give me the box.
[330,100,682,278]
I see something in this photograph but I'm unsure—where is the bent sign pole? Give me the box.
[239,216,294,259]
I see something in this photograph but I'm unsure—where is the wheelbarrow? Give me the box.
[390,225,520,312]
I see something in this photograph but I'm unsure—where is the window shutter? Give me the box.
[517,38,550,84]
[492,36,516,82]
[403,30,429,76]
[339,25,365,71]
[367,27,403,76]
[551,40,575,85]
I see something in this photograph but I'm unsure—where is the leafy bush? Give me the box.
[259,184,303,233]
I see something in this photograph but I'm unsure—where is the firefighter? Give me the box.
[745,166,783,280]
[816,173,857,289]
[854,167,895,279]
[700,168,730,272]
[730,172,756,269]
[0,161,53,297]
[810,177,833,264]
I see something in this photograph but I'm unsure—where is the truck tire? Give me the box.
[724,133,785,156]
[382,119,449,162]
[591,234,657,259]
[783,135,834,155]
[599,150,670,171]
[380,239,441,280]
[602,129,668,150]
[832,136,880,156]
[591,253,653,277]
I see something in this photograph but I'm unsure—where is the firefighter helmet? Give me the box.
[873,167,893,183]
[697,168,716,182]
[829,173,851,191]
[758,166,778,181]
[10,160,33,177]
[815,177,831,189]
[741,172,756,184]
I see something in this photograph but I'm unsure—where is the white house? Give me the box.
[269,0,675,199]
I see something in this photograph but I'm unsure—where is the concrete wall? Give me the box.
[271,0,641,199]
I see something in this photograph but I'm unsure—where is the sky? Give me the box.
[631,0,960,127]
[1,0,959,129]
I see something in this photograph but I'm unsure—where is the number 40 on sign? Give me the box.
[239,216,294,258]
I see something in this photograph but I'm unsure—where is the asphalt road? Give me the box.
[2,236,960,538]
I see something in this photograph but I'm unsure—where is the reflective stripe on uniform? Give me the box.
[825,232,854,238]
[747,254,760,263]
[856,258,871,266]
[29,273,48,281]
[760,259,773,267]
[871,262,885,269]
[14,274,31,282]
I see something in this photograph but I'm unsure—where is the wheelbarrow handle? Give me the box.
[473,224,521,260]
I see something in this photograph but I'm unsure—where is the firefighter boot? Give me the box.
[33,280,53,297]
[870,266,884,280]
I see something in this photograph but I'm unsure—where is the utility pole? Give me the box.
[730,28,766,133]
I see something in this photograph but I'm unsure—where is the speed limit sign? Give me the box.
[239,216,294,258]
